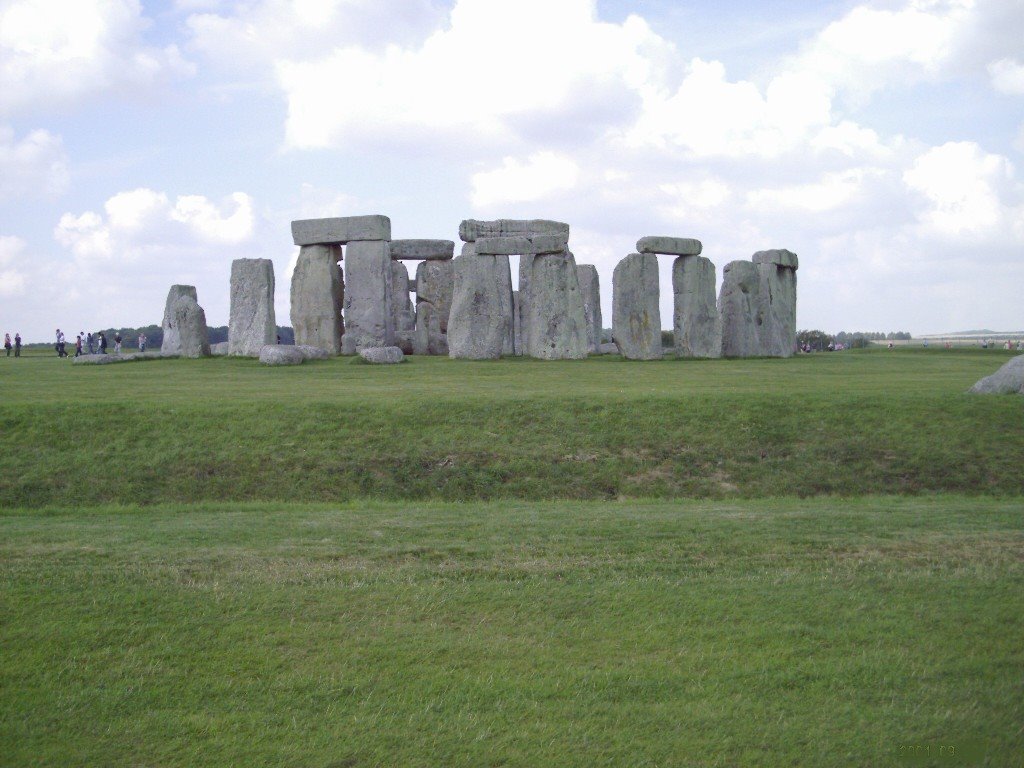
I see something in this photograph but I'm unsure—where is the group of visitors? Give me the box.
[3,332,22,357]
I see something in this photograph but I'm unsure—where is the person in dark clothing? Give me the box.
[98,332,108,354]
[13,333,20,357]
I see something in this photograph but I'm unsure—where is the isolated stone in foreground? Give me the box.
[229,258,276,357]
[636,236,703,256]
[259,345,304,365]
[359,346,405,364]
[612,253,662,360]
[291,215,391,246]
[459,219,569,243]
[969,355,1024,394]
[390,239,455,260]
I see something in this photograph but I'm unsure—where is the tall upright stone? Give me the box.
[171,293,211,358]
[526,251,588,360]
[414,259,454,355]
[718,260,762,358]
[229,258,276,357]
[290,244,344,354]
[496,255,516,356]
[672,255,720,358]
[612,253,662,360]
[447,244,512,360]
[753,249,798,358]
[518,254,536,356]
[512,290,522,356]
[161,284,198,355]
[341,240,394,354]
[391,261,415,332]
[576,264,602,354]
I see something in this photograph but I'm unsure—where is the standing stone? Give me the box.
[612,253,662,360]
[171,293,211,358]
[526,251,588,360]
[754,250,798,358]
[390,261,415,353]
[415,260,455,333]
[518,253,536,355]
[447,244,512,360]
[290,244,344,354]
[161,285,197,355]
[341,240,394,354]
[718,261,762,357]
[576,264,602,354]
[512,290,522,356]
[673,255,720,358]
[229,259,276,357]
[497,255,516,356]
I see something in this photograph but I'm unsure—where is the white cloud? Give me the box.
[471,152,580,210]
[988,57,1024,94]
[0,0,194,116]
[0,124,68,200]
[0,234,28,296]
[55,188,255,260]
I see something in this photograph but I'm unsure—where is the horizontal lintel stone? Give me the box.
[475,234,569,256]
[459,218,570,243]
[389,239,455,260]
[752,249,799,270]
[291,215,391,246]
[636,236,703,256]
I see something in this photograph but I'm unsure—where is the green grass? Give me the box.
[1,348,1022,506]
[1,496,1021,766]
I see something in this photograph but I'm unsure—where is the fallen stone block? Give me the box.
[259,345,305,365]
[636,236,702,256]
[390,239,455,260]
[296,345,331,360]
[969,355,1024,394]
[359,346,405,364]
[291,215,391,245]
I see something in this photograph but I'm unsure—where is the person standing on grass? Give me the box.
[14,333,20,357]
[114,332,122,354]
[75,334,83,357]
[98,331,107,354]
[56,329,66,357]
[4,333,10,357]
[138,332,147,353]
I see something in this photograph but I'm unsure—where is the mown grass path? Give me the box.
[1,348,1022,505]
[2,497,1022,766]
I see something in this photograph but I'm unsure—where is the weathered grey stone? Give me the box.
[291,215,390,246]
[390,261,415,334]
[259,345,304,365]
[525,251,588,360]
[341,240,395,354]
[969,355,1024,394]
[172,294,211,358]
[512,290,522,356]
[672,255,720,358]
[497,255,515,356]
[576,264,602,354]
[161,285,197,355]
[718,261,762,358]
[757,258,798,357]
[752,249,799,270]
[229,259,276,357]
[296,345,330,360]
[210,341,229,356]
[415,260,454,333]
[73,353,117,365]
[290,244,344,354]
[359,346,405,364]
[475,234,569,256]
[389,239,455,260]
[612,253,662,360]
[459,219,569,242]
[447,245,512,360]
[598,342,619,355]
[518,253,536,355]
[636,236,703,256]
[411,302,446,355]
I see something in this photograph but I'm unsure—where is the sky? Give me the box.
[1,0,1022,342]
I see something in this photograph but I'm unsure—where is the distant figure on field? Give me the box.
[86,332,94,354]
[98,331,107,354]
[4,333,10,357]
[138,332,147,353]
[276,333,281,344]
[14,333,21,357]
[56,329,66,357]
[887,341,894,349]
[75,334,82,357]
[114,332,122,354]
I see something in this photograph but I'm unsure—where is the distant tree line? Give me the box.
[797,329,913,351]
[29,325,296,349]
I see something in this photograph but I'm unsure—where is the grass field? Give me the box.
[1,348,1022,765]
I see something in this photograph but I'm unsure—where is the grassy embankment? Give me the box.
[1,347,1022,506]
[2,496,1022,766]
